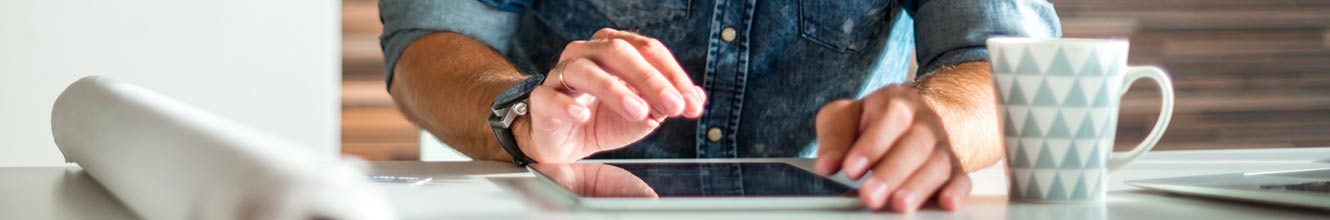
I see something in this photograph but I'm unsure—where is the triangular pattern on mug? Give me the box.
[1047,174,1069,200]
[1001,44,1025,74]
[1046,48,1075,76]
[1069,172,1090,200]
[1026,44,1058,72]
[1079,49,1103,76]
[1016,47,1043,75]
[993,41,1125,201]
[1046,139,1071,165]
[1062,45,1092,75]
[994,46,1014,74]
[1060,141,1082,169]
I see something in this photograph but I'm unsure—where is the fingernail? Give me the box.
[623,96,648,119]
[693,86,707,103]
[940,193,957,211]
[688,88,706,116]
[947,194,964,211]
[862,178,889,210]
[870,179,889,202]
[896,190,917,213]
[567,105,590,122]
[685,89,702,106]
[659,88,683,115]
[847,155,869,178]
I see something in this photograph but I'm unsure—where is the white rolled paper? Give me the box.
[51,76,393,220]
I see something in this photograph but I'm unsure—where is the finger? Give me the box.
[862,123,940,201]
[858,85,916,131]
[529,85,591,125]
[888,147,953,213]
[555,57,650,120]
[856,123,937,211]
[937,167,972,211]
[592,28,705,118]
[841,98,917,180]
[694,85,707,115]
[563,39,686,117]
[814,100,862,176]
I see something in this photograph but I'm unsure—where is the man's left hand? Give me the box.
[814,84,972,212]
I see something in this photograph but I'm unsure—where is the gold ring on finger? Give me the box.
[556,61,575,92]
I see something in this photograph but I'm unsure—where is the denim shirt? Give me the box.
[380,0,1060,159]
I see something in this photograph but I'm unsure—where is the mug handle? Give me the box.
[1107,66,1175,174]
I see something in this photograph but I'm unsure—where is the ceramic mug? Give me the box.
[987,38,1174,203]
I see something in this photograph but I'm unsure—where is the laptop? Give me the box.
[1126,167,1330,210]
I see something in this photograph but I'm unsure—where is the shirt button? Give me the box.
[720,27,737,42]
[707,127,723,142]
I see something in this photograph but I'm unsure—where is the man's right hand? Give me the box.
[517,28,706,163]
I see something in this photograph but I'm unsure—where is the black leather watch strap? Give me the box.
[490,74,546,111]
[489,74,546,166]
[490,117,531,166]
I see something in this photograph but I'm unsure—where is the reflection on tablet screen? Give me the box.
[530,162,855,198]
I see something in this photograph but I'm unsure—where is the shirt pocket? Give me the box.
[798,0,894,53]
[531,0,690,40]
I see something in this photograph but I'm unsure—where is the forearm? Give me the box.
[912,61,1002,172]
[389,32,526,161]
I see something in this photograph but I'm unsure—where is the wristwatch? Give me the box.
[489,74,546,166]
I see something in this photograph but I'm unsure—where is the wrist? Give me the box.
[913,62,991,111]
[511,114,535,161]
[910,61,1002,171]
[489,74,546,166]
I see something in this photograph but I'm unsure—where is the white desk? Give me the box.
[3,148,1328,219]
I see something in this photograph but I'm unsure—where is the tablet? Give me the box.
[527,162,862,210]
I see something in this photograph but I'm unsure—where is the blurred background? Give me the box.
[341,0,1330,161]
[0,0,339,166]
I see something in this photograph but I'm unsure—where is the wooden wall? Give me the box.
[1053,0,1330,150]
[342,0,419,160]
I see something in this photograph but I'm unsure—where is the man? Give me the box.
[380,0,1059,212]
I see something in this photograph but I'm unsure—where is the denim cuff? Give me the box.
[911,0,1060,77]
[379,0,519,90]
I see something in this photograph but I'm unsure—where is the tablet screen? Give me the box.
[529,162,855,198]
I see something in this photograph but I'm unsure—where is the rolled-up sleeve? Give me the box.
[379,0,521,89]
[905,0,1060,77]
